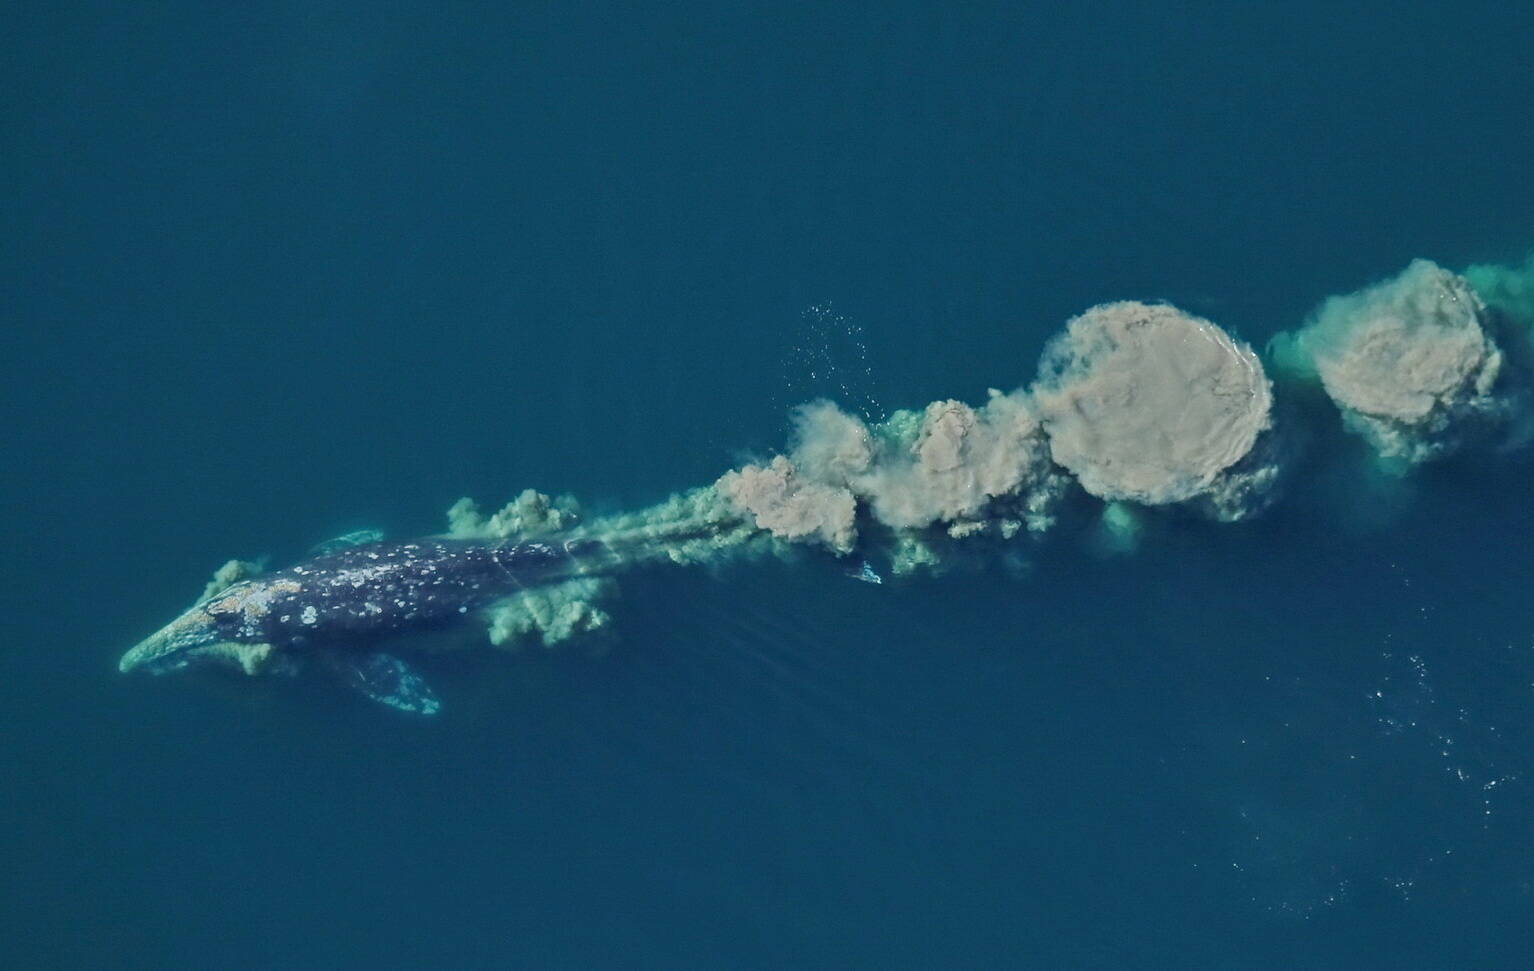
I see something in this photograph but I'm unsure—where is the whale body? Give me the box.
[119,537,617,714]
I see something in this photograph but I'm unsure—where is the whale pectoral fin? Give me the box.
[324,650,441,716]
[309,529,385,556]
[846,560,883,585]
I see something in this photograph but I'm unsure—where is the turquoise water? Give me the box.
[7,2,1534,967]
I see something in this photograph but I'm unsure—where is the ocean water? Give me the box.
[6,2,1534,967]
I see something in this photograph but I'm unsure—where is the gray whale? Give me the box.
[120,537,618,714]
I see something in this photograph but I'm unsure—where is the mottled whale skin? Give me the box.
[207,539,592,644]
[120,538,615,714]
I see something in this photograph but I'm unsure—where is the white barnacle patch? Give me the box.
[210,578,304,623]
[300,605,318,625]
[334,563,395,589]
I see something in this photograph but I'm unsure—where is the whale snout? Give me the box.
[120,606,286,677]
[120,607,226,674]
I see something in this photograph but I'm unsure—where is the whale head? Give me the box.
[119,582,290,678]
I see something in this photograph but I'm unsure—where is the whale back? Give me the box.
[203,539,574,647]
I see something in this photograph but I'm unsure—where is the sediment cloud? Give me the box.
[1273,260,1523,465]
[1031,301,1280,519]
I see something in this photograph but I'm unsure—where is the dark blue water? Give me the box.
[7,3,1534,967]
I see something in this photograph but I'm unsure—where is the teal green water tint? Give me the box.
[6,2,1534,966]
